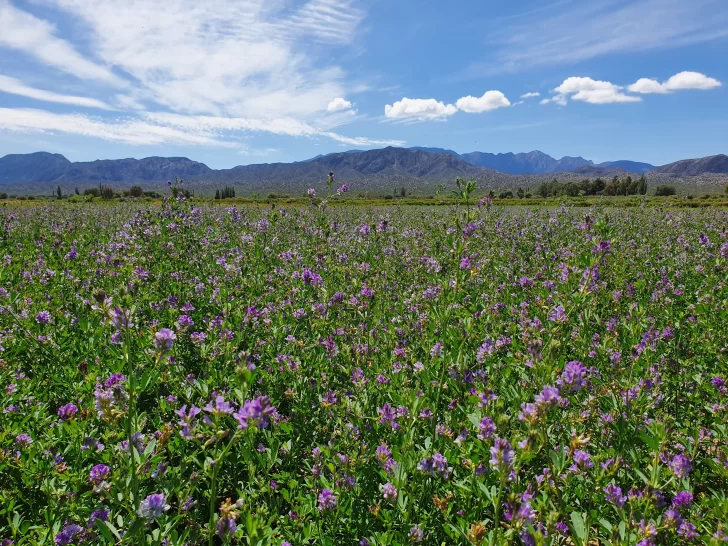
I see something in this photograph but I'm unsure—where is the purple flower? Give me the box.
[677,521,698,540]
[177,314,194,328]
[307,188,316,197]
[57,403,78,421]
[668,453,692,480]
[233,396,276,430]
[408,525,424,543]
[54,524,83,545]
[89,464,110,484]
[381,482,397,502]
[672,490,693,509]
[478,417,496,440]
[317,488,337,510]
[662,508,682,529]
[88,509,109,526]
[571,450,594,472]
[217,517,237,537]
[36,311,51,324]
[154,328,176,354]
[489,438,514,473]
[138,493,169,519]
[418,452,451,479]
[204,395,234,417]
[559,361,587,393]
[15,434,32,448]
[604,484,626,508]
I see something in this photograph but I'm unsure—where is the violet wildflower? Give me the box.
[153,328,176,354]
[35,311,51,324]
[57,403,78,421]
[89,464,110,485]
[489,438,515,474]
[381,482,397,502]
[672,490,694,509]
[559,361,587,393]
[604,484,626,508]
[317,488,337,510]
[668,453,692,480]
[408,525,424,543]
[204,395,235,417]
[15,434,32,448]
[54,524,83,545]
[234,396,276,430]
[138,493,169,519]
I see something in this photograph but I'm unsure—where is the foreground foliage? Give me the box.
[1,195,727,545]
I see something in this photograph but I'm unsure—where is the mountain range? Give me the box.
[410,147,656,174]
[0,148,726,196]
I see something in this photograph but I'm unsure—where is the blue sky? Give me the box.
[0,0,726,168]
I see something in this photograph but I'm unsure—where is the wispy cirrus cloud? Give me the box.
[0,0,123,85]
[463,0,728,74]
[0,75,112,109]
[0,0,397,149]
[0,108,404,148]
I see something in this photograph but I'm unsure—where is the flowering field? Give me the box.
[1,195,728,546]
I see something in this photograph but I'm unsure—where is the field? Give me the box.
[1,193,727,545]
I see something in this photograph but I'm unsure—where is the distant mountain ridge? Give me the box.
[652,155,728,176]
[0,148,725,196]
[410,147,655,174]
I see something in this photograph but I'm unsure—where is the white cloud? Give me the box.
[627,78,669,94]
[0,107,404,148]
[665,71,721,90]
[327,97,353,112]
[384,98,457,120]
[0,108,234,147]
[0,0,123,85]
[630,71,722,93]
[482,0,728,72]
[520,92,540,98]
[540,95,567,106]
[0,0,406,148]
[456,90,511,113]
[0,75,112,109]
[545,77,641,105]
[15,0,363,119]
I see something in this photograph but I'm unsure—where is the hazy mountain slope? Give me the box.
[652,155,728,176]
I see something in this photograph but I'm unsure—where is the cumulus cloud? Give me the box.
[544,76,641,105]
[327,97,353,112]
[0,107,404,148]
[455,90,511,113]
[628,78,669,94]
[0,75,112,109]
[629,71,722,93]
[384,98,457,120]
[520,92,540,98]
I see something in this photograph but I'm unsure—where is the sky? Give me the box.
[0,0,726,168]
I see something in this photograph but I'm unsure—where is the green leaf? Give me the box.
[570,512,587,544]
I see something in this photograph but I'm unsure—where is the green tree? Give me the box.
[56,185,62,199]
